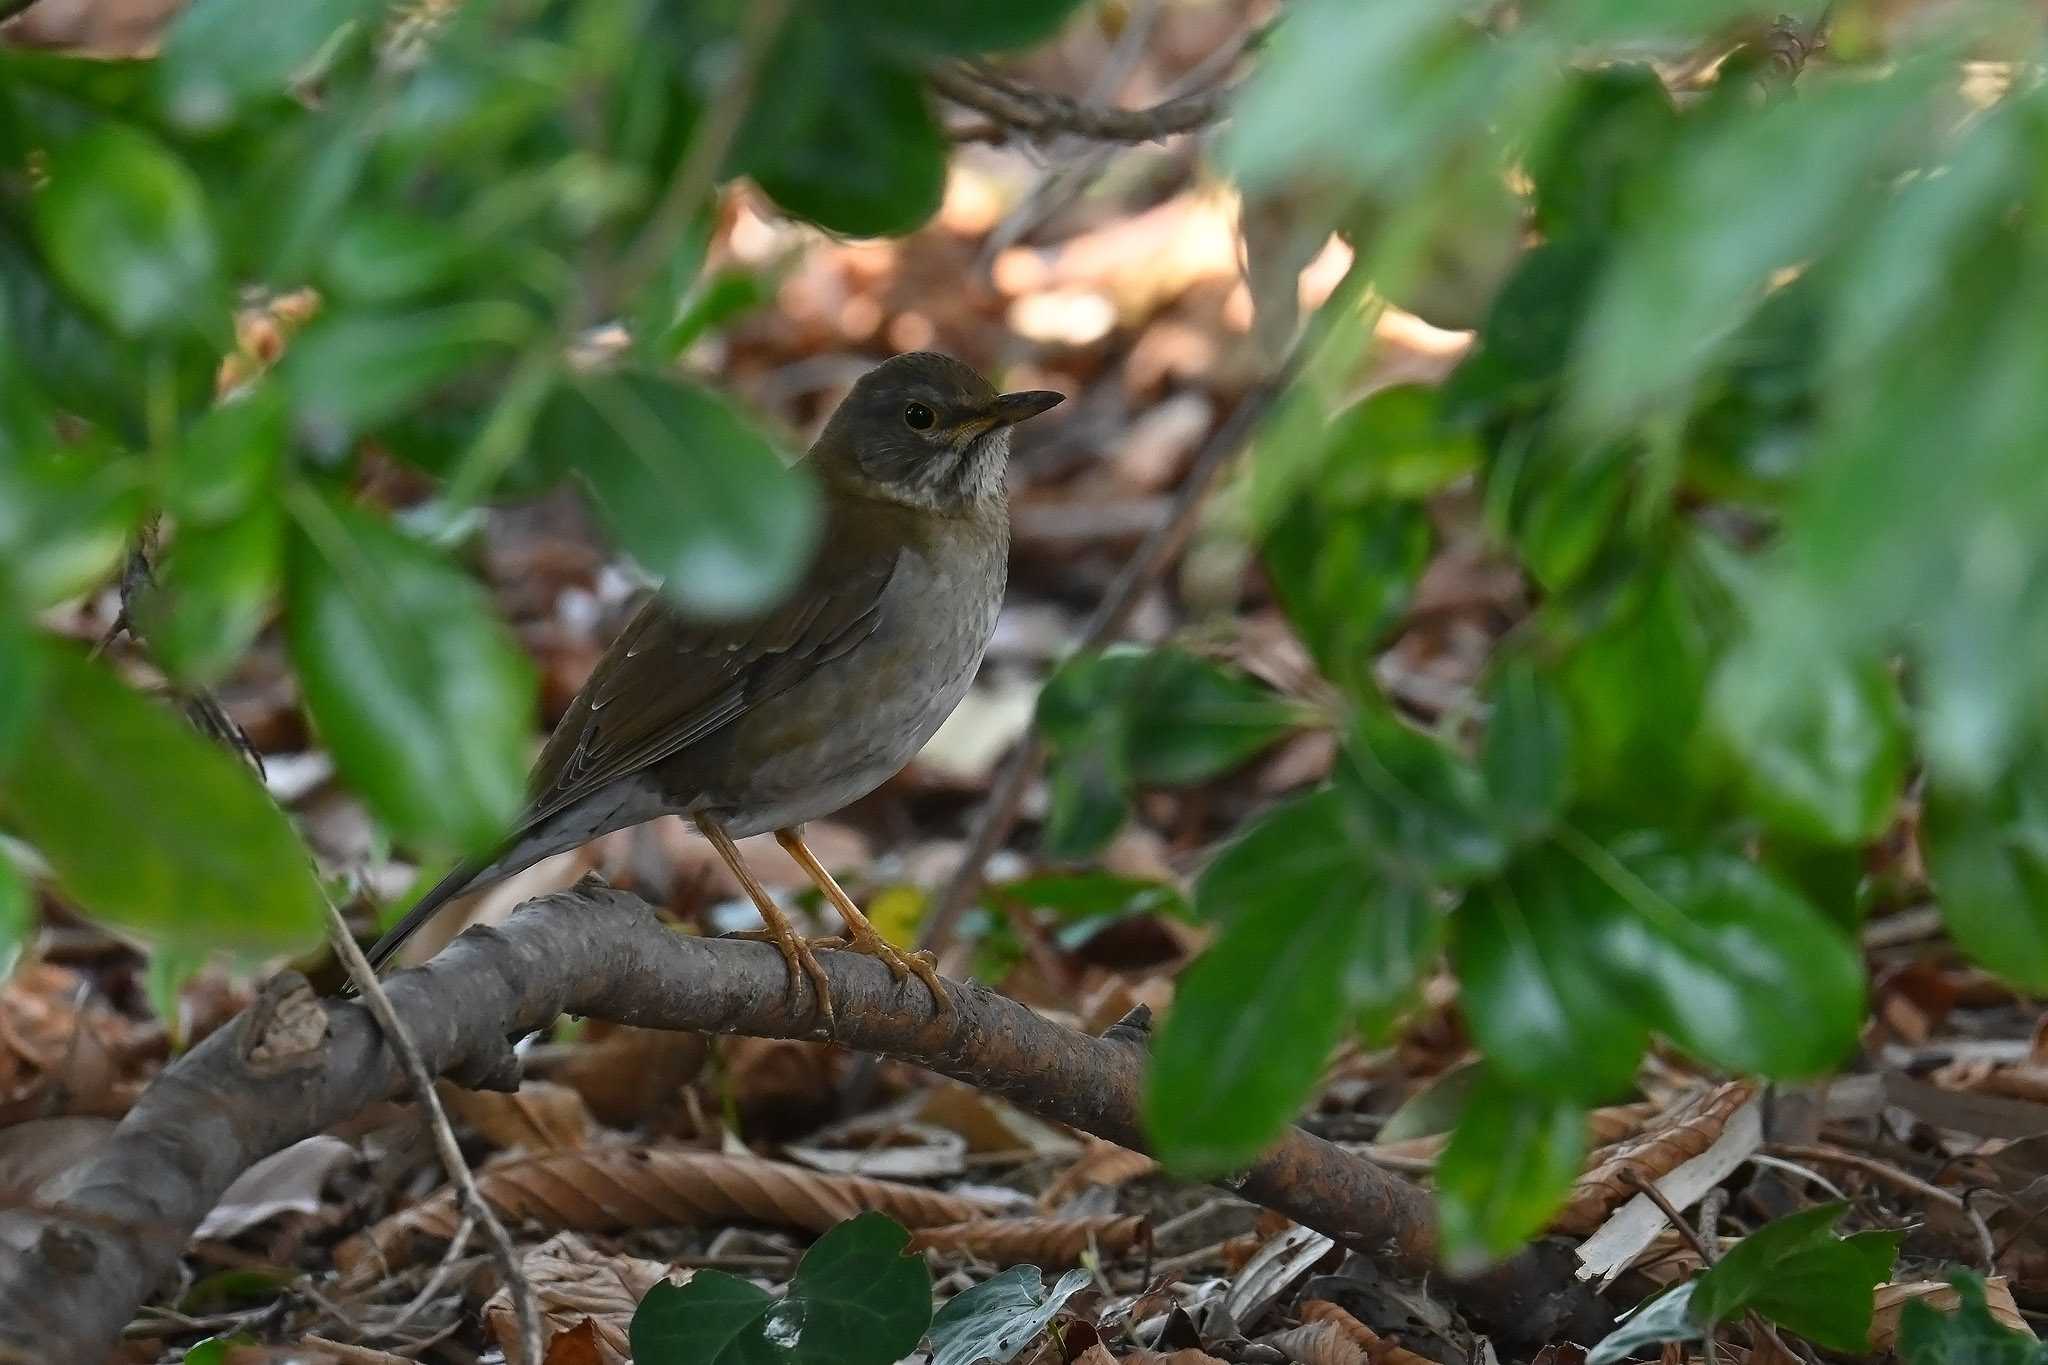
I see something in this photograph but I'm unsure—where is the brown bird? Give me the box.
[365,353,1063,1025]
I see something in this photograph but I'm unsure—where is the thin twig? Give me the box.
[1625,1168,1717,1266]
[317,891,543,1365]
[383,1214,476,1337]
[928,62,1241,145]
[1763,1142,1966,1211]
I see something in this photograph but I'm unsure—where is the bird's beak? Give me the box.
[987,390,1065,426]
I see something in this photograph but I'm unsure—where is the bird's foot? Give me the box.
[724,927,837,1031]
[812,928,950,1019]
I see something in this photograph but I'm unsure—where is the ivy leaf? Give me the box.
[1690,1201,1900,1350]
[1120,650,1303,786]
[1435,1065,1587,1268]
[0,643,323,954]
[1898,1273,2048,1364]
[1148,789,1435,1174]
[537,370,820,620]
[1923,757,2048,991]
[631,1213,930,1365]
[1586,1284,1702,1365]
[286,494,534,852]
[32,124,221,337]
[158,0,371,132]
[929,1265,1091,1365]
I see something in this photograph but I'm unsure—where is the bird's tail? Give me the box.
[362,855,498,973]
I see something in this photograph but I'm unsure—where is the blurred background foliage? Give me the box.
[5,0,2048,1274]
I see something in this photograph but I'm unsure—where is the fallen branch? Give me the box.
[0,882,1609,1358]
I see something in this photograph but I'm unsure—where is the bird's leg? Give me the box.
[776,826,951,1018]
[701,819,835,1029]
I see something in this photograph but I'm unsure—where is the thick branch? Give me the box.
[928,62,1239,144]
[0,883,1608,1358]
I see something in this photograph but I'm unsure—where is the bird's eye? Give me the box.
[903,402,936,431]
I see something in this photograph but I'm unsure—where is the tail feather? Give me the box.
[363,855,498,972]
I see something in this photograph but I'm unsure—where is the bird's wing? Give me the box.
[522,542,901,827]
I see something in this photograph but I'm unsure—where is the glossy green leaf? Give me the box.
[929,1266,1090,1365]
[0,644,323,954]
[286,494,534,852]
[538,370,820,620]
[147,503,282,688]
[1925,758,2048,991]
[158,0,369,131]
[163,386,285,526]
[32,125,220,337]
[1690,1201,1899,1350]
[1585,1285,1701,1365]
[1435,1066,1587,1268]
[1041,744,1129,862]
[838,0,1086,53]
[1120,650,1302,786]
[284,303,533,442]
[0,855,29,981]
[1265,497,1430,698]
[1481,660,1572,841]
[633,1213,930,1365]
[1337,706,1505,884]
[1148,788,1435,1173]
[1710,636,1908,844]
[1899,1273,2048,1364]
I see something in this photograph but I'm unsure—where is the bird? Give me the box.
[363,352,1063,1028]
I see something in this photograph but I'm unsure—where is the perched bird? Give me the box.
[365,353,1062,1027]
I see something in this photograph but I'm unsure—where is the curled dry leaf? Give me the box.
[1122,1352,1233,1365]
[1224,1224,1338,1331]
[541,1024,708,1130]
[1867,1276,2032,1348]
[481,1232,683,1365]
[1300,1300,1447,1365]
[1553,1082,1758,1236]
[910,1213,1150,1265]
[195,1134,355,1240]
[1041,1138,1159,1210]
[438,1079,596,1153]
[784,1118,967,1180]
[1264,1321,1367,1365]
[337,1146,1010,1273]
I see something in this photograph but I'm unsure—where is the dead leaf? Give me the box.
[918,1083,1084,1161]
[339,1146,1010,1274]
[1224,1224,1338,1331]
[783,1117,966,1180]
[483,1232,684,1365]
[1868,1276,2032,1348]
[1042,1138,1158,1209]
[1554,1082,1757,1236]
[910,1214,1148,1264]
[439,1080,596,1152]
[1299,1301,1446,1365]
[195,1135,355,1241]
[545,1024,707,1129]
[0,1115,115,1203]
[1264,1321,1367,1365]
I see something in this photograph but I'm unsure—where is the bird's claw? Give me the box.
[722,927,839,1032]
[815,929,950,1019]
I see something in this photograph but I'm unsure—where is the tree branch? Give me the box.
[928,62,1241,145]
[0,882,1609,1359]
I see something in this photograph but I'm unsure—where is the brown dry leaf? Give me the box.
[723,1035,842,1133]
[1073,1347,1119,1365]
[917,1084,1083,1160]
[1553,1082,1758,1235]
[338,1146,1009,1273]
[1042,1139,1158,1209]
[0,1115,114,1202]
[546,1024,708,1130]
[1264,1322,1366,1365]
[483,1232,683,1365]
[439,1080,596,1153]
[0,964,142,1123]
[1868,1277,2032,1348]
[1300,1300,1446,1365]
[910,1214,1148,1265]
[1122,1352,1231,1365]
[300,1339,417,1365]
[196,1135,355,1240]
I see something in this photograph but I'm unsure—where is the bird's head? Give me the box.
[808,352,1064,513]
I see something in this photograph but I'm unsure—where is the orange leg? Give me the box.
[701,819,835,1028]
[776,826,951,1018]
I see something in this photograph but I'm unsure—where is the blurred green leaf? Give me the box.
[1121,650,1302,786]
[631,1212,929,1365]
[0,643,322,954]
[147,503,282,688]
[538,370,820,620]
[1377,1059,1481,1142]
[929,1265,1090,1365]
[1528,64,1679,241]
[322,211,479,305]
[1337,706,1505,884]
[1585,1285,1701,1365]
[284,303,533,442]
[32,124,221,337]
[1041,743,1129,862]
[286,493,534,852]
[0,854,28,981]
[1481,660,1572,841]
[1899,1273,2048,1363]
[842,0,1086,53]
[163,387,285,526]
[1148,787,1436,1173]
[158,0,369,132]
[1690,1201,1899,1350]
[988,872,1185,921]
[1265,496,1430,699]
[1925,757,2048,991]
[0,609,45,775]
[0,442,144,609]
[1435,1065,1586,1268]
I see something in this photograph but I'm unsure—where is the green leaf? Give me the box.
[1710,636,1908,844]
[1899,1273,2048,1364]
[1378,1059,1482,1142]
[1147,788,1437,1173]
[286,494,534,852]
[158,0,369,131]
[1586,1284,1702,1365]
[0,610,45,775]
[537,371,820,620]
[1120,650,1302,787]
[1925,756,2048,991]
[1528,65,1680,241]
[929,1265,1091,1365]
[163,386,285,526]
[837,0,1086,53]
[0,644,323,954]
[632,1212,931,1365]
[1690,1201,1899,1350]
[1264,497,1430,698]
[0,854,29,981]
[32,124,220,337]
[988,872,1186,921]
[1337,706,1505,885]
[1041,745,1130,862]
[736,35,945,238]
[0,440,143,609]
[147,503,282,687]
[1435,1065,1587,1267]
[284,303,533,441]
[1481,660,1572,841]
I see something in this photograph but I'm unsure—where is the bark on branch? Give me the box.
[928,62,1240,144]
[0,882,1609,1358]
